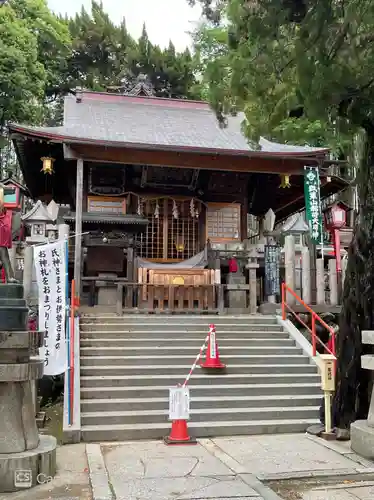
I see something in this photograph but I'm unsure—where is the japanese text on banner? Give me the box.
[169,387,190,420]
[304,166,323,245]
[33,241,67,376]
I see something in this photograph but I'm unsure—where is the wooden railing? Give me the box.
[281,282,336,357]
[80,280,256,314]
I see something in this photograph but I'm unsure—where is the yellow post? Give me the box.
[320,354,336,439]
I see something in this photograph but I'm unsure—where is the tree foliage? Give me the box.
[193,0,374,430]
[0,0,201,175]
[67,3,200,99]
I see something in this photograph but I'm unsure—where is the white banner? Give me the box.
[34,240,68,376]
[169,387,190,420]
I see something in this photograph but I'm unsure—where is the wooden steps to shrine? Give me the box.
[79,315,321,441]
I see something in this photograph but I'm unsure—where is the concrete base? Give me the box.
[97,273,118,306]
[0,434,57,492]
[320,431,336,441]
[259,302,279,314]
[306,423,324,436]
[351,420,374,459]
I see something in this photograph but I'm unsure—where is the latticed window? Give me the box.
[137,198,202,261]
[206,203,241,241]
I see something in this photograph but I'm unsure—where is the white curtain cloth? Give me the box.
[136,249,207,269]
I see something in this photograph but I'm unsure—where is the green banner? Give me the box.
[304,166,323,245]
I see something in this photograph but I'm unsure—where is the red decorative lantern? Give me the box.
[324,204,346,231]
[323,204,347,274]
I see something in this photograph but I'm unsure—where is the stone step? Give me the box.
[79,337,295,347]
[79,353,310,365]
[80,323,283,332]
[81,382,321,399]
[80,315,278,325]
[80,373,320,388]
[81,406,320,426]
[79,344,301,356]
[80,418,319,441]
[80,329,287,338]
[80,363,317,376]
[81,394,322,412]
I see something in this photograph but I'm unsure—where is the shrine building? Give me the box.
[8,86,347,313]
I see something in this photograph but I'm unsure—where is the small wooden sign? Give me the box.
[264,245,280,296]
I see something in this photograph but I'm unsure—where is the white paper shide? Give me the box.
[34,240,67,376]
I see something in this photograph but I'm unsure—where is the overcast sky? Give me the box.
[47,0,202,52]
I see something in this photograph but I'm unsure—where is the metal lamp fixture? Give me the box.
[40,157,55,175]
[175,235,185,252]
[279,174,291,188]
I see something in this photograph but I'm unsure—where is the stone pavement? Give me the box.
[3,434,374,499]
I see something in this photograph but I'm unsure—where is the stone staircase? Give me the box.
[79,315,321,441]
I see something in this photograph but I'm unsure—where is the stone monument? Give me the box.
[351,330,374,458]
[0,190,57,492]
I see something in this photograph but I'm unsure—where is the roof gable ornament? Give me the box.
[21,200,54,223]
[127,74,154,97]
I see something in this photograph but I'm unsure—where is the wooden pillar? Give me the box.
[74,158,84,299]
[301,246,311,304]
[284,235,296,305]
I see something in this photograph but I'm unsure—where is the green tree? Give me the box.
[0,0,72,173]
[68,1,136,91]
[193,0,374,432]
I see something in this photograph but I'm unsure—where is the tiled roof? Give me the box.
[9,92,329,156]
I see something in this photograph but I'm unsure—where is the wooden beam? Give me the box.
[69,144,313,175]
[74,158,84,299]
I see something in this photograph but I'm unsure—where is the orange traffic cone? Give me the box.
[164,420,197,445]
[200,324,226,369]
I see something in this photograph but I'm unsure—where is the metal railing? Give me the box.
[281,282,336,357]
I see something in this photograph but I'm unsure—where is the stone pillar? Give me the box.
[329,259,338,306]
[248,263,259,314]
[351,330,374,458]
[316,258,325,305]
[9,244,17,273]
[58,223,70,242]
[284,235,296,305]
[23,245,33,301]
[301,246,311,304]
[0,283,57,492]
[342,257,348,285]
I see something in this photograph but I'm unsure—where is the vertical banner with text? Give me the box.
[34,240,68,376]
[304,166,323,245]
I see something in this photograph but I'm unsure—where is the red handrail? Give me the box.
[281,282,336,357]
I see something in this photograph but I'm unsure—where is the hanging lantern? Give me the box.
[279,174,291,188]
[172,200,179,219]
[40,156,55,175]
[175,235,185,252]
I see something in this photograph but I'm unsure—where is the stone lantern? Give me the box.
[22,200,54,244]
[278,213,311,301]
